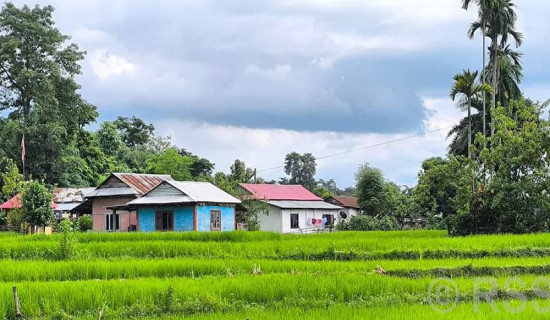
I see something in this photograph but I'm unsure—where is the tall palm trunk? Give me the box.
[468,99,472,159]
[491,36,498,137]
[482,20,486,138]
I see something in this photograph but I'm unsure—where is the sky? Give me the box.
[11,0,550,188]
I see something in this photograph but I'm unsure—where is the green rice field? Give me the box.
[2,230,550,319]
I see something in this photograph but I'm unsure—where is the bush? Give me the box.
[337,215,398,231]
[77,216,93,232]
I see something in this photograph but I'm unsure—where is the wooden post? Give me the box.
[13,286,21,319]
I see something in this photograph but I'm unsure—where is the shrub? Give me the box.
[337,215,398,231]
[77,216,93,232]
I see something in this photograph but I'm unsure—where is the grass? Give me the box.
[1,230,550,319]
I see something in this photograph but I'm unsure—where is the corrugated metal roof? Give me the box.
[267,200,342,210]
[0,194,21,210]
[1,194,57,210]
[240,183,322,201]
[86,187,138,198]
[53,188,95,203]
[128,181,241,206]
[328,196,360,209]
[54,202,82,212]
[114,173,173,195]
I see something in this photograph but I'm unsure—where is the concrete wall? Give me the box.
[260,205,340,233]
[258,205,283,232]
[196,205,235,231]
[138,206,194,232]
[91,197,135,231]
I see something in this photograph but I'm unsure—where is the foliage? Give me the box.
[239,199,269,231]
[59,218,78,260]
[146,148,194,181]
[337,215,398,231]
[0,3,97,184]
[283,152,317,190]
[21,180,53,227]
[435,100,550,235]
[77,216,93,232]
[0,157,23,201]
[114,116,155,147]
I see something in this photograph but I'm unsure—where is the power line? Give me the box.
[256,125,454,173]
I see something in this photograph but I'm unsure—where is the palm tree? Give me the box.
[448,96,486,156]
[483,45,522,107]
[468,0,523,136]
[462,0,495,138]
[450,70,493,158]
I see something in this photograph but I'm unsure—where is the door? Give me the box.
[155,211,174,231]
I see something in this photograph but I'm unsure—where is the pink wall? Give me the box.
[91,197,135,232]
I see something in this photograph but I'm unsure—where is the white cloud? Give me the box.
[91,49,135,80]
[156,96,462,187]
[244,64,292,78]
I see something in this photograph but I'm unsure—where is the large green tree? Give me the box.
[283,152,317,190]
[0,3,97,183]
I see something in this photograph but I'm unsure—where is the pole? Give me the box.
[253,168,257,184]
[13,286,21,319]
[482,19,486,138]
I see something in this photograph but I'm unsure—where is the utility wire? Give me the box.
[257,125,454,173]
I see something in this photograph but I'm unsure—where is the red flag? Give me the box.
[21,134,25,162]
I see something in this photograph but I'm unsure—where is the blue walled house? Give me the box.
[121,180,241,232]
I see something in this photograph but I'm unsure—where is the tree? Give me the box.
[450,70,492,158]
[21,180,53,229]
[467,0,523,136]
[0,157,23,201]
[230,159,254,183]
[283,152,317,190]
[0,3,97,182]
[414,157,470,229]
[355,163,390,217]
[462,0,494,137]
[97,122,125,159]
[146,148,194,181]
[114,116,155,147]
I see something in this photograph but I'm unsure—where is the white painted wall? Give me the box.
[258,205,283,232]
[259,205,340,233]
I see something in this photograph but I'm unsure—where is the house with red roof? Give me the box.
[326,196,362,219]
[240,183,342,233]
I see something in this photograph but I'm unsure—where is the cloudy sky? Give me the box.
[13,0,550,187]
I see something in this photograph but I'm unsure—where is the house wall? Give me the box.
[196,205,235,231]
[138,206,194,232]
[260,207,340,234]
[91,197,135,231]
[258,205,283,232]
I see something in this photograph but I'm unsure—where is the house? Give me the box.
[52,188,95,219]
[239,183,342,233]
[110,180,241,232]
[84,173,173,232]
[325,196,361,220]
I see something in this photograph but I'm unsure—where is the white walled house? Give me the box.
[240,184,342,233]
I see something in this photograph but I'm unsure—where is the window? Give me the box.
[290,214,299,229]
[105,213,120,231]
[155,211,174,231]
[323,214,335,226]
[210,210,221,231]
